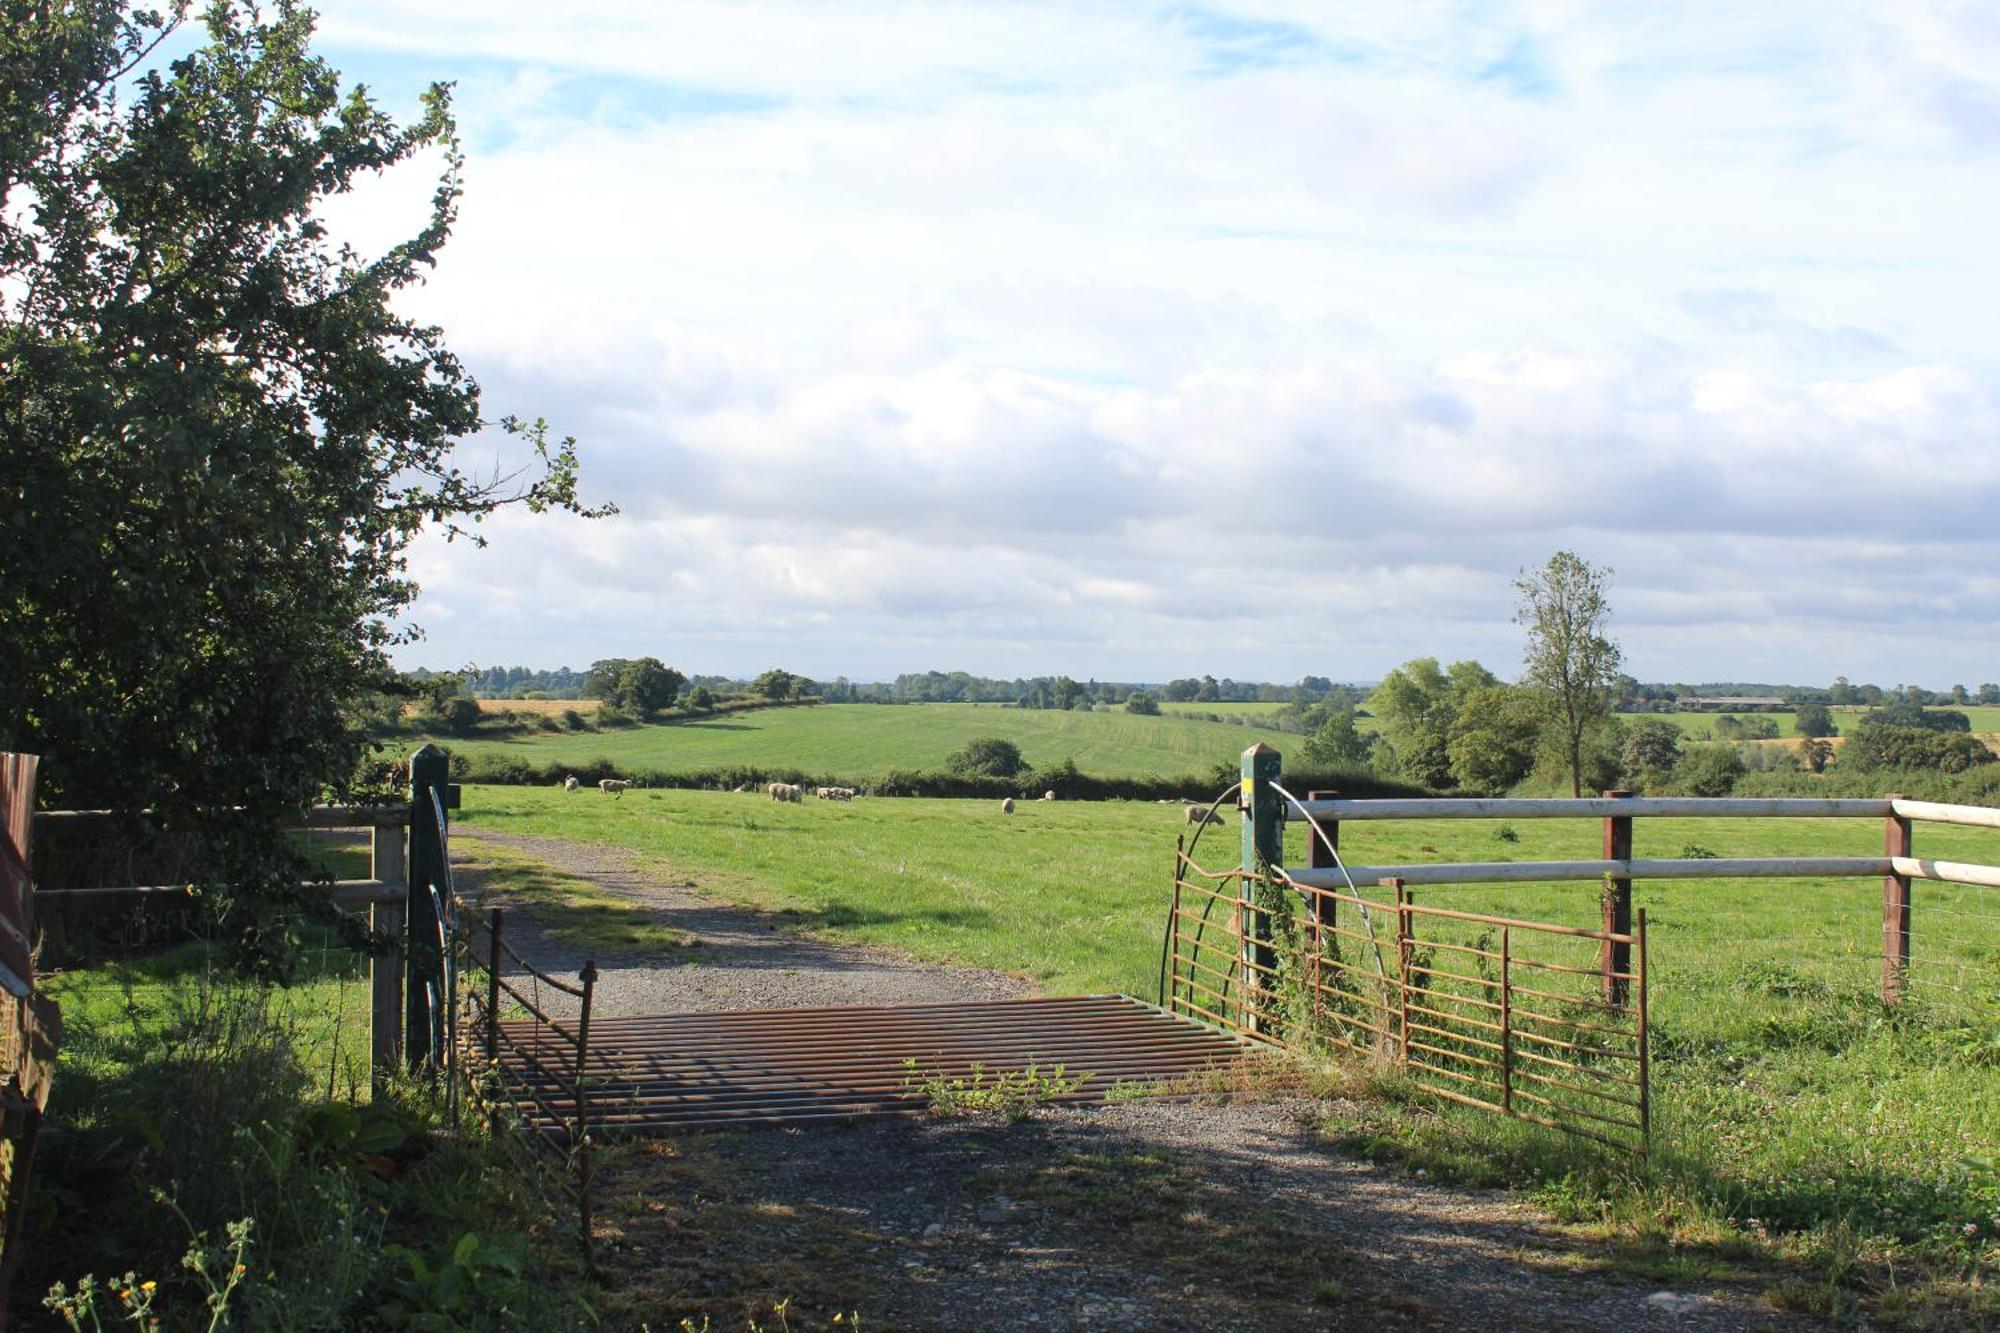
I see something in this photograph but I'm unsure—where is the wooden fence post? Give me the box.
[1883,793,1912,1005]
[369,814,406,1087]
[1239,744,1283,1033]
[406,745,450,1071]
[1601,789,1634,1007]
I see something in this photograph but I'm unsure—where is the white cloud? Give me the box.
[301,2,2000,684]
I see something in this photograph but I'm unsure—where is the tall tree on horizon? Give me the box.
[1515,552,1623,798]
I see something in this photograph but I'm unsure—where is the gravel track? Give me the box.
[451,828,1822,1332]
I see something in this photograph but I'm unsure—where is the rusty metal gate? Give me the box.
[1162,851,1648,1152]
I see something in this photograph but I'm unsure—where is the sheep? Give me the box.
[767,782,802,803]
[1040,790,1056,802]
[1184,805,1223,826]
[1000,797,1015,814]
[562,776,579,793]
[816,786,855,801]
[600,779,630,798]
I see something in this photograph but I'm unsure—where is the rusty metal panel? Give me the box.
[488,995,1247,1136]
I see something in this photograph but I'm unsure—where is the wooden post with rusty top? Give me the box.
[1238,744,1283,1033]
[1883,793,1912,1004]
[1601,789,1634,1007]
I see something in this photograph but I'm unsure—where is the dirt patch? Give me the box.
[451,831,1824,1331]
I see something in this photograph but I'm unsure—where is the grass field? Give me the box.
[456,784,2000,1307]
[430,702,1292,780]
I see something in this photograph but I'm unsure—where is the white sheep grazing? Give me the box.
[1000,797,1015,814]
[563,776,579,793]
[600,778,630,798]
[1040,790,1056,801]
[1184,804,1222,826]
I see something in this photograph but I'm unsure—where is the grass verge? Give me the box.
[30,940,593,1330]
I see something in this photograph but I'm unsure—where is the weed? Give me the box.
[899,1059,1086,1119]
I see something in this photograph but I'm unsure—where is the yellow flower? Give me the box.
[140,1281,157,1294]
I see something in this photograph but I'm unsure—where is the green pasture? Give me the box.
[427,702,1292,781]
[457,785,2000,1275]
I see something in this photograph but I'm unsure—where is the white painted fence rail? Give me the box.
[1296,796,2000,825]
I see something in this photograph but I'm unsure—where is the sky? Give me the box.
[299,1,2000,686]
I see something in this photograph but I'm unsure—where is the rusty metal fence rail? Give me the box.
[1164,849,1651,1152]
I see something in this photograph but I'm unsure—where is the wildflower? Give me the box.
[1967,1223,1983,1239]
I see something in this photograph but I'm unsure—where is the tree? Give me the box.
[945,737,1025,778]
[751,668,798,699]
[1868,698,1970,732]
[1301,707,1374,769]
[1367,658,1503,790]
[1367,659,1456,788]
[1443,685,1538,792]
[1676,744,1745,797]
[686,686,714,712]
[1979,684,2000,706]
[0,1,602,962]
[1621,718,1683,790]
[1794,701,1838,738]
[1844,726,1995,773]
[617,658,685,716]
[1124,691,1161,716]
[1515,552,1623,797]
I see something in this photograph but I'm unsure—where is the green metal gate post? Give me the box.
[406,744,450,1070]
[1239,744,1283,1030]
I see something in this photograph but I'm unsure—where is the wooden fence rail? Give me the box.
[1285,784,2000,1007]
[30,800,424,1084]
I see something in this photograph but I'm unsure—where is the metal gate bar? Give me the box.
[490,994,1247,1133]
